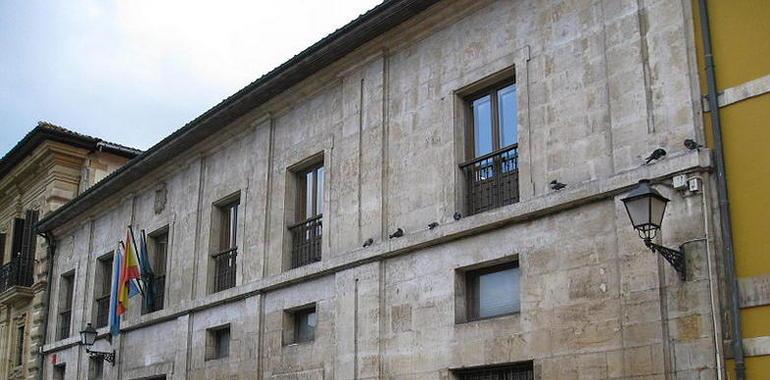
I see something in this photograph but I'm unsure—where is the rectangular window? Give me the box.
[15,324,24,366]
[289,162,324,268]
[461,78,519,215]
[468,81,517,158]
[11,218,25,259]
[465,262,520,321]
[213,199,239,293]
[297,165,324,221]
[53,364,66,380]
[205,325,230,360]
[284,305,317,345]
[454,362,533,380]
[88,357,104,380]
[143,228,168,314]
[219,201,239,252]
[0,233,6,264]
[94,253,113,328]
[57,272,75,340]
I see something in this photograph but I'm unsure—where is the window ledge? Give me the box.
[457,311,521,325]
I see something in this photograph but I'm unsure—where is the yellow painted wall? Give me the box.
[718,96,770,278]
[691,0,770,376]
[692,0,770,90]
[727,357,770,379]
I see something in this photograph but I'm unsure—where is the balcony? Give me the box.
[289,215,322,268]
[213,248,237,293]
[0,256,35,306]
[460,144,519,216]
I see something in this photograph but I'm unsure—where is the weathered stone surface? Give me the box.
[38,0,723,379]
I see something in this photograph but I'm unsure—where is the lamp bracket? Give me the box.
[86,348,115,366]
[644,239,686,280]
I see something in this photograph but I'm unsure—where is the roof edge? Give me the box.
[37,0,440,234]
[0,122,141,180]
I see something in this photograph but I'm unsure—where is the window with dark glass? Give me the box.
[88,357,104,380]
[11,218,25,259]
[289,162,324,268]
[94,254,113,328]
[15,324,24,366]
[57,272,75,340]
[454,361,533,380]
[461,79,519,215]
[284,305,317,345]
[466,262,520,321]
[53,364,66,380]
[143,229,168,313]
[213,199,238,293]
[205,325,230,360]
[0,233,6,264]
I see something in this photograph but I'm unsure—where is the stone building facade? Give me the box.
[0,123,138,380]
[37,0,726,379]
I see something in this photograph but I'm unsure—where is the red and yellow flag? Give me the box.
[117,227,142,315]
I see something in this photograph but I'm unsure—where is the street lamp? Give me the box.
[621,179,686,280]
[79,323,115,365]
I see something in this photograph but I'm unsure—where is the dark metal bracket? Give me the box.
[87,348,115,366]
[644,239,686,280]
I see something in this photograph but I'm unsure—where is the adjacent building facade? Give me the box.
[691,1,770,378]
[0,123,137,380]
[34,0,737,378]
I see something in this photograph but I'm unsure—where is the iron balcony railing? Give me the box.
[57,310,71,340]
[153,275,166,311]
[289,214,322,268]
[459,144,519,216]
[95,295,110,328]
[0,256,34,293]
[213,248,237,293]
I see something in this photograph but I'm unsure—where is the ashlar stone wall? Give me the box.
[41,0,720,379]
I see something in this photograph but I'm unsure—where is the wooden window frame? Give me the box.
[94,253,113,328]
[58,271,75,340]
[143,227,169,313]
[217,200,239,254]
[295,163,324,223]
[464,78,516,160]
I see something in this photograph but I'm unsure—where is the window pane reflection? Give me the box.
[473,95,493,157]
[498,84,517,148]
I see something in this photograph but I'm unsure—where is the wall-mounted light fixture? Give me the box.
[621,179,686,280]
[79,323,115,366]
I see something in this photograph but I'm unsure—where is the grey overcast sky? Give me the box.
[0,0,382,156]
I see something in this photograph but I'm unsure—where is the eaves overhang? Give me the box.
[37,0,441,234]
[0,122,141,181]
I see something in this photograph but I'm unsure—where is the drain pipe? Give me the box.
[37,232,56,380]
[696,0,745,378]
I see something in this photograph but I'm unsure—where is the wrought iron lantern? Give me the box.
[79,323,115,365]
[621,180,686,280]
